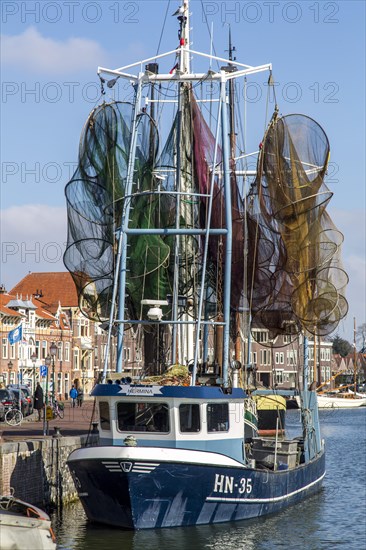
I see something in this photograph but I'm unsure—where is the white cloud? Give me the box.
[1,27,106,74]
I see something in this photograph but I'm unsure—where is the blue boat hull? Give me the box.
[68,447,325,529]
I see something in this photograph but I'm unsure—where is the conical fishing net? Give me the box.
[247,113,348,343]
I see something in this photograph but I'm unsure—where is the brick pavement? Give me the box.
[0,400,98,441]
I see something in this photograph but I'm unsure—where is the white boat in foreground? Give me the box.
[0,495,56,550]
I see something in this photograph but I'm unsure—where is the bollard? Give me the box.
[53,426,62,438]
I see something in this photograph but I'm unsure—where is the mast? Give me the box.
[220,73,233,386]
[172,0,194,366]
[85,3,272,381]
[228,27,236,156]
[354,317,357,396]
[227,29,242,365]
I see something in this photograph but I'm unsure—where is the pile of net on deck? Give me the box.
[247,113,348,342]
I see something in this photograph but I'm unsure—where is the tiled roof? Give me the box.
[10,272,78,313]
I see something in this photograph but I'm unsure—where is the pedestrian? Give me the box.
[77,387,84,407]
[70,385,78,407]
[34,382,44,421]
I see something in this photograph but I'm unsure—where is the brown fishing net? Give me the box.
[248,113,348,343]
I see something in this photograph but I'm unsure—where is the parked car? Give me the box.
[0,388,17,414]
[0,401,5,422]
[9,388,30,416]
[8,384,34,414]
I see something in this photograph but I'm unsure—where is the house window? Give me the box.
[321,366,326,383]
[65,342,70,362]
[275,370,284,385]
[74,348,79,370]
[254,330,268,343]
[275,352,280,364]
[80,319,89,337]
[10,345,15,360]
[283,334,291,344]
[260,349,271,366]
[2,338,8,359]
[64,373,70,396]
[179,404,200,433]
[280,352,284,365]
[58,342,63,361]
[287,350,297,366]
[207,403,229,432]
[42,341,47,359]
[326,349,330,361]
[57,372,62,396]
[35,341,40,358]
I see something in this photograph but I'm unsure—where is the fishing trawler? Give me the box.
[65,1,348,529]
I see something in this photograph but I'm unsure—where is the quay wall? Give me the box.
[0,434,99,508]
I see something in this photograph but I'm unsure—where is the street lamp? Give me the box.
[50,342,57,405]
[44,355,51,436]
[7,360,13,384]
[31,352,37,394]
[45,355,51,405]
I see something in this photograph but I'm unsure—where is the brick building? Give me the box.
[249,330,333,390]
[3,272,356,395]
[0,272,139,398]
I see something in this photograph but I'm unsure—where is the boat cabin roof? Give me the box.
[91,384,247,400]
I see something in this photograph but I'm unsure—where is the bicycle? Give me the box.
[52,399,65,419]
[5,407,23,426]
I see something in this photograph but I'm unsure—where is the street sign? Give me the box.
[40,365,48,377]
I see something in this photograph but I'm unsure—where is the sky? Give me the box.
[1,0,365,343]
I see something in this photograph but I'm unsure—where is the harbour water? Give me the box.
[52,408,366,550]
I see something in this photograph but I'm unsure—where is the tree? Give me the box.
[331,335,353,357]
[356,323,366,352]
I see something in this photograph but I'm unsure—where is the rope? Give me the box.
[155,0,171,58]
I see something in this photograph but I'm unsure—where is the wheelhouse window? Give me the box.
[99,401,111,431]
[117,402,169,433]
[179,404,200,432]
[207,403,229,432]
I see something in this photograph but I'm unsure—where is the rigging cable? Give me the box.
[155,0,171,58]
